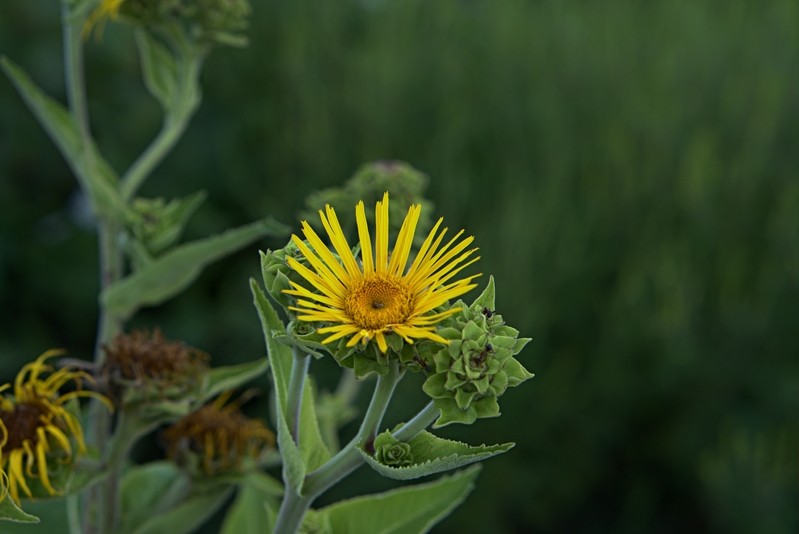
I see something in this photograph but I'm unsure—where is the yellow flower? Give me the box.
[83,0,125,39]
[0,350,112,504]
[284,192,480,353]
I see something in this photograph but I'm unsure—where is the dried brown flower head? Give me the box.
[162,391,274,475]
[101,329,209,403]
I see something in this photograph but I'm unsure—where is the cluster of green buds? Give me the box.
[125,192,206,259]
[417,278,533,427]
[301,161,436,240]
[91,0,252,47]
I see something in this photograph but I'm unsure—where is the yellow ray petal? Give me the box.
[389,203,421,276]
[355,201,374,274]
[374,192,390,273]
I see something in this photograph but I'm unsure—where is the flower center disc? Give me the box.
[345,274,414,330]
[1,402,49,449]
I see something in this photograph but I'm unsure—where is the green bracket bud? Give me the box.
[419,277,534,427]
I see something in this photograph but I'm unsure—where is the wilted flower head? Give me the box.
[101,329,209,404]
[284,192,480,354]
[162,391,274,475]
[0,350,112,503]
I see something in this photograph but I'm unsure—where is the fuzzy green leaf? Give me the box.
[251,281,331,492]
[0,497,39,523]
[360,429,513,480]
[104,218,287,319]
[201,358,269,403]
[252,281,305,491]
[135,30,178,110]
[119,461,234,534]
[130,487,233,534]
[318,466,482,534]
[119,462,187,534]
[220,473,281,534]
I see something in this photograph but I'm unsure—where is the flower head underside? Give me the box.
[284,192,480,353]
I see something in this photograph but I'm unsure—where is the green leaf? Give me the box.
[0,497,39,523]
[360,429,513,480]
[201,358,269,403]
[220,473,281,534]
[319,465,482,534]
[252,282,304,491]
[471,275,496,310]
[135,30,178,111]
[252,281,331,491]
[119,461,234,534]
[104,218,287,319]
[130,486,234,534]
[119,462,187,534]
[1,56,126,220]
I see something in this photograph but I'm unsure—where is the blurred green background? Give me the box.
[1,0,798,532]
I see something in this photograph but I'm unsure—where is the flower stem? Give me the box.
[273,361,404,534]
[120,50,204,201]
[286,349,311,445]
[67,494,82,534]
[392,401,439,441]
[120,113,191,201]
[62,2,90,142]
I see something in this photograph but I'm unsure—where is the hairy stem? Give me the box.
[120,114,191,201]
[62,6,125,532]
[67,494,82,534]
[273,360,404,534]
[286,350,311,445]
[120,50,203,201]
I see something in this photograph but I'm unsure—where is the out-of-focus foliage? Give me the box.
[1,0,797,532]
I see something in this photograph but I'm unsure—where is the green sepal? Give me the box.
[471,275,496,310]
[316,465,482,534]
[433,398,478,427]
[461,321,483,341]
[360,429,513,480]
[502,357,535,386]
[455,387,477,409]
[352,347,391,378]
[272,320,330,359]
[0,497,39,524]
[422,374,447,399]
[104,218,288,320]
[1,56,126,221]
[260,247,300,313]
[472,396,501,419]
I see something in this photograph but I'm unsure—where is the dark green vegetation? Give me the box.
[2,0,797,532]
